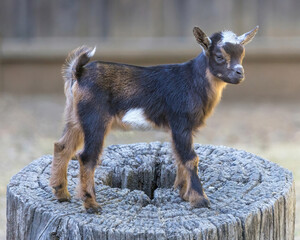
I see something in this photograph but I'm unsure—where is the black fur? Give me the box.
[85,192,92,199]
[190,170,204,195]
[75,51,231,209]
[80,53,211,130]
[54,27,257,210]
[77,97,109,168]
[53,184,63,192]
[208,33,246,84]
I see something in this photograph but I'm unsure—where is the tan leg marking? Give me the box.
[50,125,83,201]
[174,162,188,198]
[175,156,210,208]
[76,160,101,213]
[183,156,210,208]
[76,120,112,214]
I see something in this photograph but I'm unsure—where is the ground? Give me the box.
[1,94,299,239]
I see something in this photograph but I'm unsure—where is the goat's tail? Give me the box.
[62,45,96,83]
[61,46,95,111]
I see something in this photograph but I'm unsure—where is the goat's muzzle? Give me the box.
[229,65,245,84]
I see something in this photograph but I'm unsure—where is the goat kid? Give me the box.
[50,26,258,213]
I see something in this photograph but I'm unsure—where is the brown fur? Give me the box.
[50,26,257,212]
[183,157,209,206]
[50,72,85,201]
[185,156,199,171]
[77,159,101,212]
[205,69,227,118]
[95,63,142,98]
[174,155,209,206]
[51,73,112,211]
[220,47,231,68]
[76,116,112,213]
[241,48,246,62]
[174,161,187,197]
[184,188,209,208]
[50,124,83,200]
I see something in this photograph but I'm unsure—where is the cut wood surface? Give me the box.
[7,143,295,240]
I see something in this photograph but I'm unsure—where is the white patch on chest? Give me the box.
[221,31,239,45]
[122,108,152,129]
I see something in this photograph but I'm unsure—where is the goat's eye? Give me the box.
[215,55,224,63]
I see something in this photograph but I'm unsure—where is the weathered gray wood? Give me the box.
[7,143,295,240]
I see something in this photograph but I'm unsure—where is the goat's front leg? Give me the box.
[172,129,210,208]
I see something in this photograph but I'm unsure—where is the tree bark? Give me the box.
[7,143,295,240]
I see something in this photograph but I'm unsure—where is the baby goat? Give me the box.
[50,26,258,213]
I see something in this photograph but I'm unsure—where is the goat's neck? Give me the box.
[194,53,227,97]
[205,69,227,105]
[193,52,227,111]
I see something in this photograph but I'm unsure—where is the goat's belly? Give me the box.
[122,108,153,129]
[111,108,154,130]
[112,108,169,132]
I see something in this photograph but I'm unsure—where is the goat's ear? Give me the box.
[238,26,259,45]
[193,27,211,51]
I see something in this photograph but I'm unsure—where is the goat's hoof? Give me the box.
[183,189,211,209]
[57,192,71,202]
[53,188,71,202]
[57,195,71,202]
[85,204,102,214]
[190,195,211,209]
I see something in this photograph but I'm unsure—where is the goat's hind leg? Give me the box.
[77,123,111,213]
[77,103,112,213]
[50,123,83,201]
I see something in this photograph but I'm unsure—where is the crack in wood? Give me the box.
[7,143,295,240]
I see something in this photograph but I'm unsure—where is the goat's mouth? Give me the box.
[222,76,244,84]
[226,73,245,84]
[231,77,244,84]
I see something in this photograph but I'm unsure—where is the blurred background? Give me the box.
[0,0,300,239]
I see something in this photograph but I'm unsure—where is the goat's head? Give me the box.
[193,26,259,84]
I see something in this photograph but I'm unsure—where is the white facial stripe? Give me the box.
[122,108,152,129]
[221,31,240,45]
[234,64,243,69]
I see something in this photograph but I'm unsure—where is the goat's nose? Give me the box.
[234,65,244,76]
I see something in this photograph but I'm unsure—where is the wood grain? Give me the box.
[7,143,295,239]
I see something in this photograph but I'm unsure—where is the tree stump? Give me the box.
[7,143,295,240]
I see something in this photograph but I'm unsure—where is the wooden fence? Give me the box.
[1,0,300,99]
[1,0,300,40]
